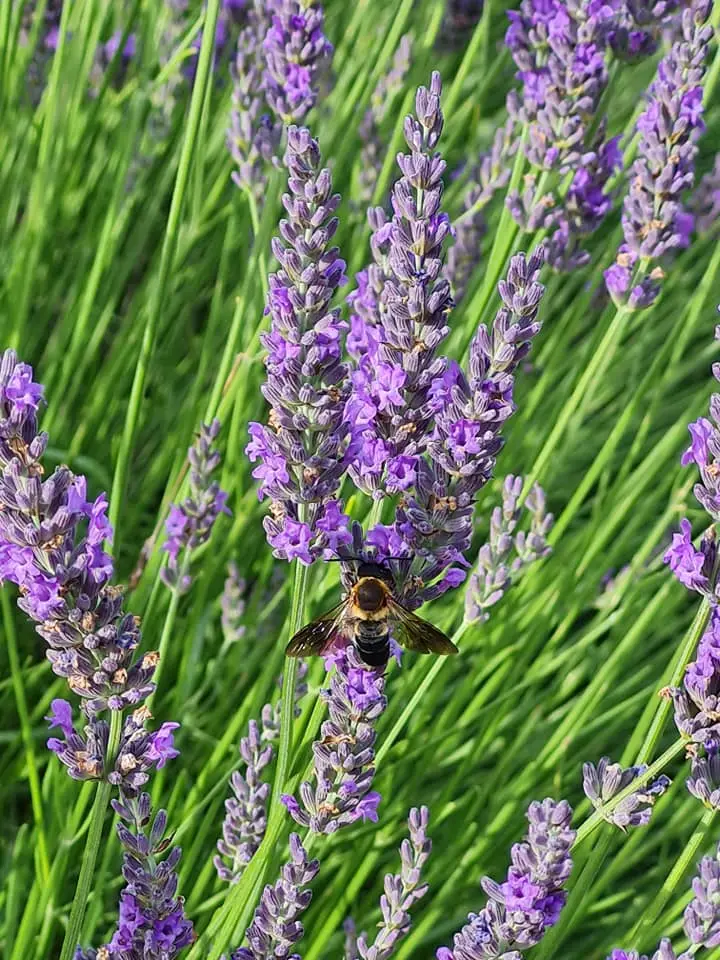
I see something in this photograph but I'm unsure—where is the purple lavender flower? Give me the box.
[221,561,248,643]
[684,842,720,949]
[215,664,307,883]
[108,791,193,957]
[0,350,157,719]
[582,756,670,829]
[670,607,720,748]
[356,35,413,208]
[687,753,720,808]
[605,1,713,309]
[215,719,273,884]
[506,1,610,174]
[231,833,319,960]
[437,799,574,959]
[347,73,453,501]
[262,0,332,124]
[692,155,720,234]
[665,325,720,594]
[228,0,282,201]
[354,807,432,960]
[246,125,354,564]
[465,477,553,623]
[663,518,714,595]
[162,419,231,592]
[282,646,385,833]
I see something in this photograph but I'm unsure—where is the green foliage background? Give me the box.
[2,1,720,958]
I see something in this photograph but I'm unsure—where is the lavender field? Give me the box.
[3,1,720,959]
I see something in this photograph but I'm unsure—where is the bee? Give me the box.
[285,560,459,668]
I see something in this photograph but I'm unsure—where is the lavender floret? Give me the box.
[437,799,574,959]
[685,842,720,949]
[215,719,273,884]
[246,125,354,564]
[231,834,319,960]
[347,72,453,500]
[687,754,720,809]
[465,477,553,623]
[262,0,332,124]
[228,0,282,201]
[221,561,248,643]
[282,646,384,833]
[665,325,720,594]
[77,790,193,957]
[107,791,193,957]
[215,664,307,884]
[582,756,670,829]
[162,419,231,592]
[670,607,720,748]
[0,350,156,718]
[356,806,432,960]
[605,1,712,309]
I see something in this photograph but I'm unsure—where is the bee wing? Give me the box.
[387,598,459,655]
[285,601,350,657]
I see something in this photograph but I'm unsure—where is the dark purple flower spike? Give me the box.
[246,125,354,564]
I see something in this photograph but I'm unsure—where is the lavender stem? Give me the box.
[58,708,123,960]
[268,516,310,843]
[631,806,717,946]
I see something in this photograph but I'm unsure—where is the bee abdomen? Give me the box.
[355,622,390,667]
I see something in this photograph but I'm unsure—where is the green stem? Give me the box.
[633,599,710,766]
[2,590,50,883]
[59,709,124,960]
[271,554,310,816]
[107,0,222,552]
[631,806,716,948]
[192,549,311,960]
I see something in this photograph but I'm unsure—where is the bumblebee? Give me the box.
[286,561,458,668]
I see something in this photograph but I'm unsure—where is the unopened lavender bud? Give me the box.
[583,757,670,829]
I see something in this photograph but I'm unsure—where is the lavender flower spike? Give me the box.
[0,349,156,719]
[356,806,432,960]
[76,791,194,958]
[692,155,720,235]
[262,0,332,124]
[282,646,385,833]
[582,757,670,829]
[162,419,231,592]
[228,0,282,201]
[687,754,720,809]
[231,833,319,960]
[215,720,273,884]
[246,124,354,564]
[437,798,574,960]
[685,841,720,949]
[465,476,553,624]
[665,324,720,596]
[347,72,453,501]
[670,607,720,748]
[605,1,713,310]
